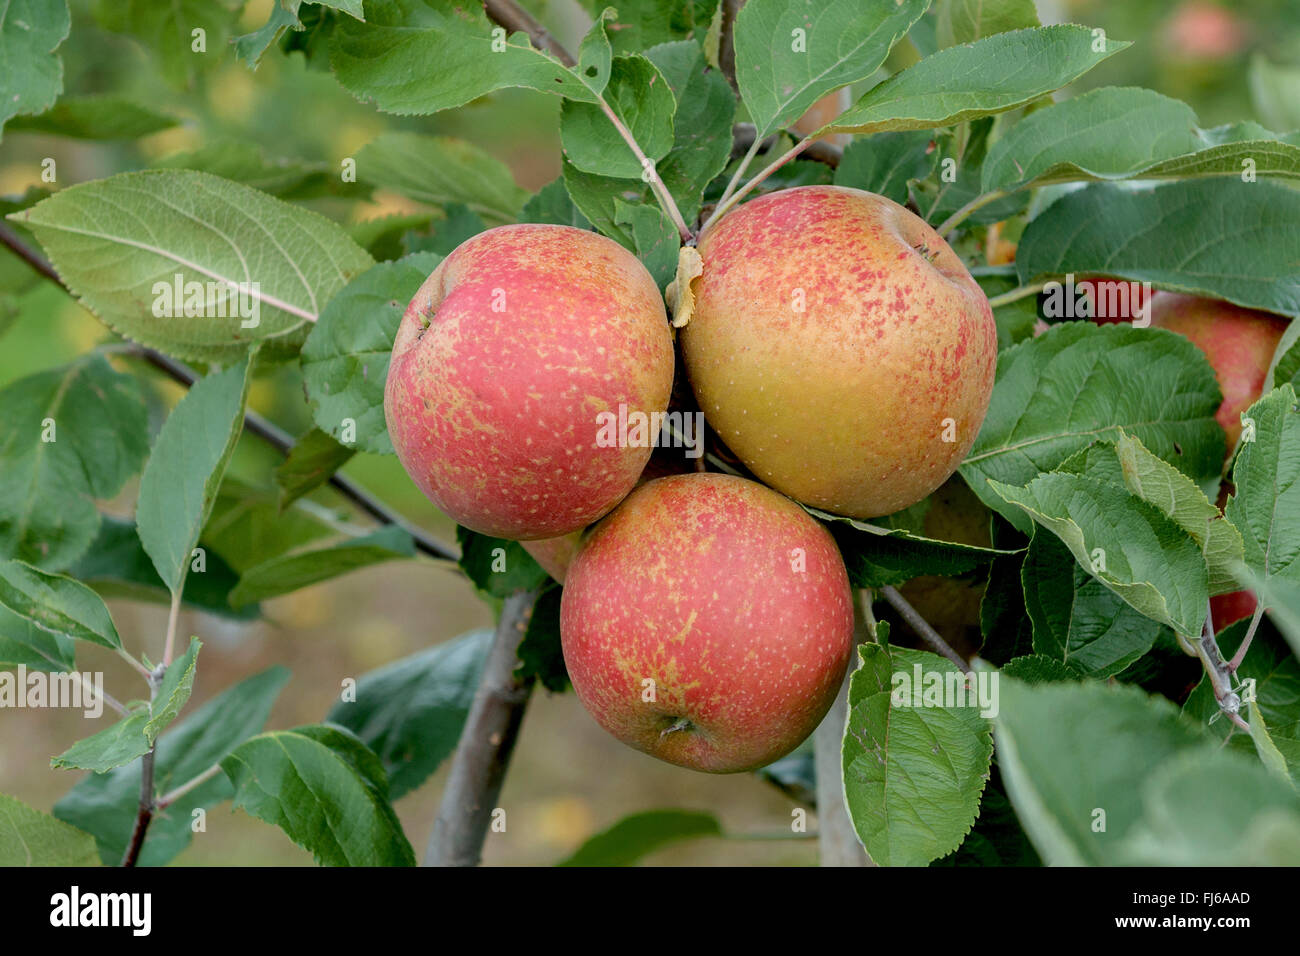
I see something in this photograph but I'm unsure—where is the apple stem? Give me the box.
[1227,602,1265,672]
[986,282,1048,310]
[660,717,693,738]
[425,588,539,866]
[935,189,1011,239]
[879,586,971,673]
[700,136,816,234]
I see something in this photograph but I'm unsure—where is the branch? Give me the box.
[122,664,164,867]
[157,763,224,809]
[1196,604,1250,733]
[731,123,843,168]
[718,0,744,93]
[879,586,971,673]
[1227,602,1265,672]
[425,588,539,866]
[482,0,574,66]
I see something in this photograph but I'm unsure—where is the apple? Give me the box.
[385,224,674,540]
[680,185,997,518]
[560,473,855,773]
[1149,293,1288,448]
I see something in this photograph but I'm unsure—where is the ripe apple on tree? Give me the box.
[559,473,856,773]
[384,224,674,540]
[681,185,997,518]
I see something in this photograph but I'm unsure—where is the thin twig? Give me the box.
[730,123,843,168]
[122,666,163,867]
[425,588,539,866]
[880,585,971,673]
[1195,603,1250,732]
[700,135,816,234]
[718,0,743,93]
[80,673,128,716]
[156,763,224,809]
[1227,602,1265,672]
[162,588,181,668]
[986,282,1047,310]
[0,221,60,283]
[935,189,1010,239]
[481,0,574,65]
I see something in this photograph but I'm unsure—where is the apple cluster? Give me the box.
[384,185,1000,772]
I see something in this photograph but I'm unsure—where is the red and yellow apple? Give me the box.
[1149,293,1288,448]
[560,473,855,773]
[385,224,674,540]
[681,185,997,518]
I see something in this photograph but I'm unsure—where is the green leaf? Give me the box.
[1015,180,1300,318]
[519,178,592,229]
[0,354,149,570]
[734,0,929,140]
[614,199,679,289]
[828,25,1129,135]
[932,769,1040,866]
[349,212,436,260]
[988,472,1209,637]
[960,323,1225,533]
[301,253,440,455]
[145,638,201,744]
[152,141,337,200]
[818,508,1012,588]
[582,0,717,54]
[69,516,252,621]
[1021,531,1163,678]
[833,131,938,205]
[221,724,416,866]
[516,585,568,692]
[556,809,721,866]
[1271,319,1300,391]
[982,87,1300,193]
[274,428,355,510]
[976,272,1039,349]
[561,55,676,180]
[1121,750,1300,865]
[979,551,1034,665]
[234,0,364,68]
[201,477,335,574]
[561,161,640,247]
[0,794,98,866]
[402,204,486,256]
[1061,433,1244,595]
[357,133,528,223]
[52,639,202,773]
[457,528,549,599]
[995,677,1300,865]
[0,0,70,140]
[92,0,243,89]
[1247,700,1294,785]
[0,605,75,672]
[229,525,416,608]
[1226,385,1300,584]
[935,0,1039,47]
[51,712,151,774]
[843,645,994,866]
[330,0,596,115]
[1250,53,1300,132]
[0,560,121,650]
[137,358,253,594]
[644,40,735,223]
[54,666,288,866]
[9,170,374,363]
[327,628,492,799]
[575,7,615,96]
[7,94,177,139]
[999,654,1080,684]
